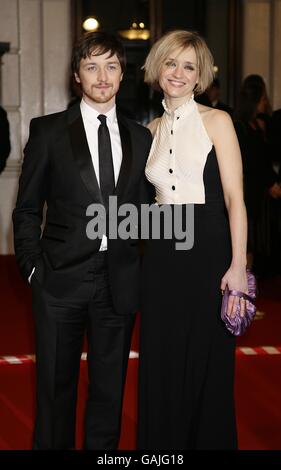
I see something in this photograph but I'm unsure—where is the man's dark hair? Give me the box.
[71,31,126,75]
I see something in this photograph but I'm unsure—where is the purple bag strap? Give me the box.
[227,289,256,304]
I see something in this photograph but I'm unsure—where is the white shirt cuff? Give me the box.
[28,267,35,284]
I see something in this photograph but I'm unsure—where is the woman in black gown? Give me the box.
[137,31,248,450]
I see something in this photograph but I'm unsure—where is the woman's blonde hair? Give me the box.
[143,30,214,95]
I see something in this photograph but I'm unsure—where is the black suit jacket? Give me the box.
[13,103,153,315]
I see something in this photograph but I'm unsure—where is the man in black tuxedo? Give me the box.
[13,32,152,449]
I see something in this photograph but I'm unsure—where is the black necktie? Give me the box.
[97,114,115,208]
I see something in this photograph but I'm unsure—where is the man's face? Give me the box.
[74,50,123,108]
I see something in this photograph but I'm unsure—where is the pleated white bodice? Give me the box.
[145,95,213,204]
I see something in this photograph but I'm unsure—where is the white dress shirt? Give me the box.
[80,99,122,250]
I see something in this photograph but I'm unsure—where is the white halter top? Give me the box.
[145,95,213,204]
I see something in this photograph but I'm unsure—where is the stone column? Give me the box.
[0,0,72,254]
[242,0,281,109]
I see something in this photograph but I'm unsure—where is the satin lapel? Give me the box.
[115,113,132,198]
[67,104,101,202]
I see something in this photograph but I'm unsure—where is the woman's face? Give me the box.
[159,46,199,104]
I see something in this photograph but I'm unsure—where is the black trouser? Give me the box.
[31,252,135,449]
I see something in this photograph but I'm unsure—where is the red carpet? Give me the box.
[0,255,280,449]
[0,361,138,450]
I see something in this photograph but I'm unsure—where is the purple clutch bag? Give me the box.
[221,269,257,336]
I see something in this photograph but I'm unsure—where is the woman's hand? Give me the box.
[221,266,248,318]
